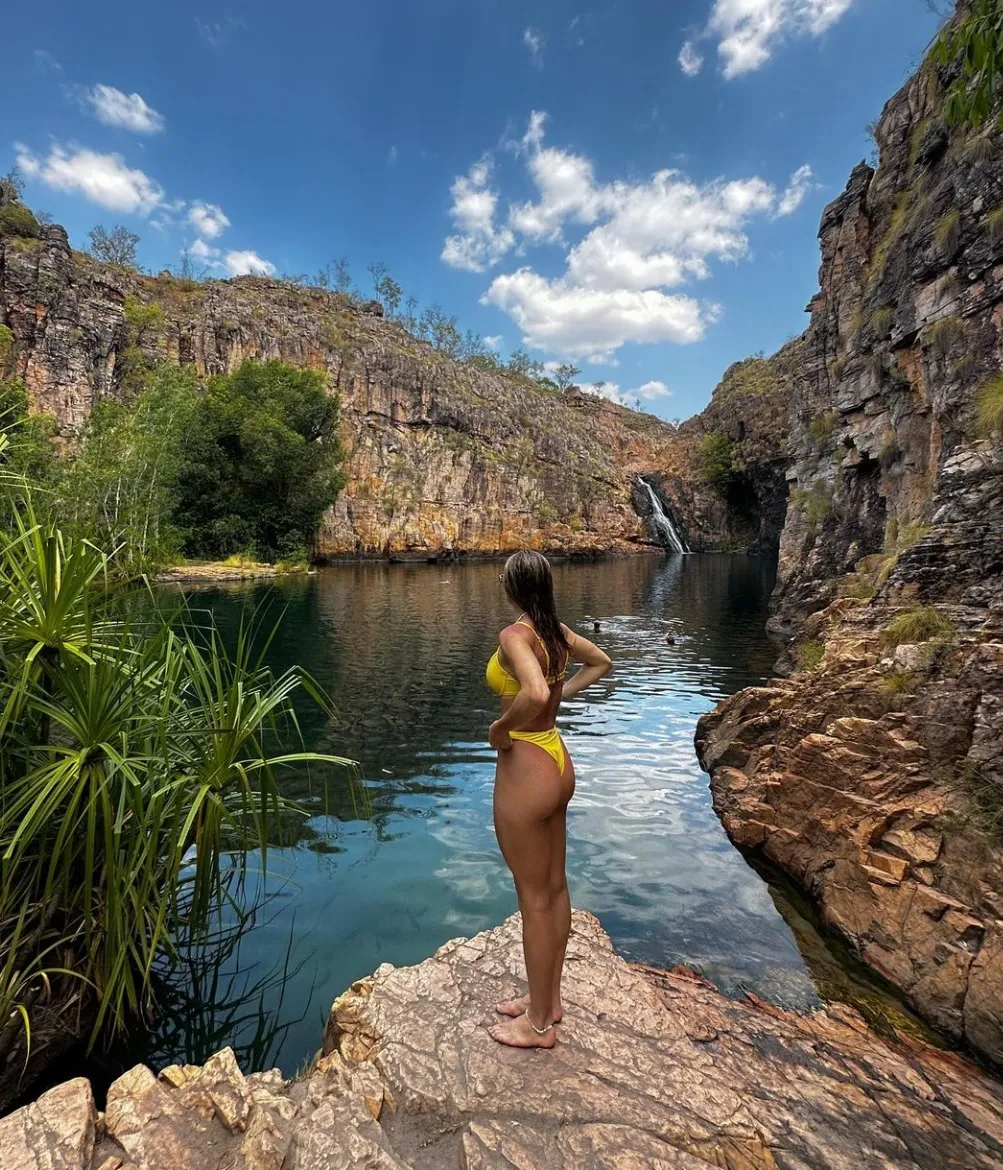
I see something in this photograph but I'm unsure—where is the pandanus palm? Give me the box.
[0,468,359,1063]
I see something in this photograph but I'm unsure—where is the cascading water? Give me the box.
[637,477,689,554]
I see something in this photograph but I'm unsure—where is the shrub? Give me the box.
[988,205,1003,244]
[964,134,995,165]
[699,431,735,495]
[951,352,977,380]
[537,501,557,526]
[0,323,13,368]
[866,351,886,379]
[895,521,932,552]
[123,296,165,339]
[881,606,955,648]
[795,640,825,671]
[975,374,1003,436]
[924,315,965,355]
[0,203,41,239]
[842,577,877,600]
[871,305,894,337]
[0,488,358,1055]
[882,670,915,695]
[808,410,838,448]
[792,479,833,530]
[933,209,961,258]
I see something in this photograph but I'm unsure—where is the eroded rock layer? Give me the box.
[0,233,711,559]
[698,50,1003,1067]
[5,912,1003,1168]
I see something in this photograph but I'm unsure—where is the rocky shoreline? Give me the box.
[4,910,1003,1169]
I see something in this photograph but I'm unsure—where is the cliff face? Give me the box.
[0,229,704,559]
[698,52,1003,1065]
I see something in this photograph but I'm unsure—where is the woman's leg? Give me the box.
[490,741,565,1048]
[550,750,575,1015]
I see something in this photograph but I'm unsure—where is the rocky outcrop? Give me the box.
[0,232,697,559]
[5,911,1003,1168]
[697,30,1003,1068]
[1,223,796,561]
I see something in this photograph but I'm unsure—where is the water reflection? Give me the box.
[111,554,922,1076]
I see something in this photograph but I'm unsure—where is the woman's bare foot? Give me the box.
[496,994,563,1023]
[488,1013,557,1049]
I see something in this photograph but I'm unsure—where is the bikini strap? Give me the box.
[515,616,551,673]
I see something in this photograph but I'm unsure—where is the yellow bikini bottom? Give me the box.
[508,728,567,776]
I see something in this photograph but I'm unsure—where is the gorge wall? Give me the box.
[0,232,787,561]
[698,44,1003,1066]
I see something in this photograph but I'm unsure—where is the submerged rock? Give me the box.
[4,911,1003,1168]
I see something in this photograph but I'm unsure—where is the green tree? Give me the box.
[88,223,141,269]
[368,261,402,318]
[553,363,581,391]
[936,0,1003,130]
[420,305,461,357]
[58,367,197,572]
[175,361,346,561]
[699,431,736,496]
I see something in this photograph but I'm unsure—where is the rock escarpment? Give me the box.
[698,47,1003,1066]
[0,225,794,560]
[5,911,1003,1168]
[0,233,695,559]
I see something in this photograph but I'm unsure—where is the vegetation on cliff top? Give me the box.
[937,0,1003,131]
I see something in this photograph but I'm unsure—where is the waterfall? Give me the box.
[637,478,688,554]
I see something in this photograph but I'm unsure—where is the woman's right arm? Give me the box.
[559,626,612,701]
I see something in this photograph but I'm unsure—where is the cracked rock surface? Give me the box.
[4,911,1003,1168]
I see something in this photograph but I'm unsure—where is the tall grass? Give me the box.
[0,454,359,1068]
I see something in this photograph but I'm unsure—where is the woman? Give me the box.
[485,550,612,1048]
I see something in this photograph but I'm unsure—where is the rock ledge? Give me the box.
[4,911,1003,1169]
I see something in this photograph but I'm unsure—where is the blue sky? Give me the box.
[4,0,944,420]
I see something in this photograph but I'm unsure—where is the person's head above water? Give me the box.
[501,550,569,672]
[593,621,601,632]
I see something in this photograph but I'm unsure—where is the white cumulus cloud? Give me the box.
[189,237,219,261]
[15,142,163,214]
[225,249,276,277]
[484,270,706,361]
[82,85,165,133]
[484,335,503,350]
[443,112,807,362]
[187,200,230,238]
[441,156,515,272]
[579,378,672,406]
[682,0,855,79]
[776,164,815,215]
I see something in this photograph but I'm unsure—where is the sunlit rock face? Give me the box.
[698,47,1003,1067]
[1,226,797,560]
[6,911,1003,1168]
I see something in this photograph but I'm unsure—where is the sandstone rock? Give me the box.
[698,590,1003,1063]
[7,912,1003,1168]
[0,1078,95,1170]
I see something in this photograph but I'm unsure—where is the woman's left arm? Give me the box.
[489,628,551,749]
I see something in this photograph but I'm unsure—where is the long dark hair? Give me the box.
[502,550,570,676]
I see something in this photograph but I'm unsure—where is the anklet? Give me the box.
[527,1011,554,1035]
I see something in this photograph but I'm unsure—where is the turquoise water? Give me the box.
[92,554,920,1080]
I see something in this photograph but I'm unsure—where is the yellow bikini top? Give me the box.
[485,618,569,697]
